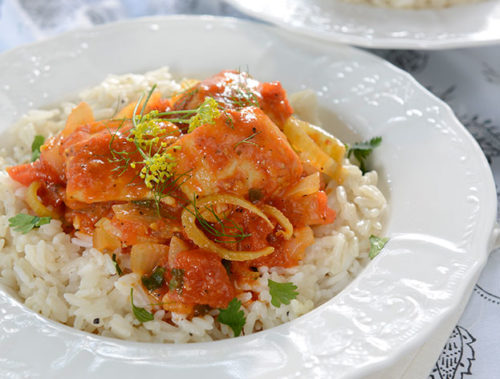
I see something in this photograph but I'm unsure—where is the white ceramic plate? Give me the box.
[0,16,496,378]
[225,0,500,49]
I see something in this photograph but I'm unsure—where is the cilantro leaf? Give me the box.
[8,214,51,234]
[31,135,45,162]
[168,268,184,293]
[130,288,154,323]
[347,136,382,174]
[142,266,165,291]
[112,253,122,276]
[369,235,389,259]
[218,298,246,337]
[268,279,298,307]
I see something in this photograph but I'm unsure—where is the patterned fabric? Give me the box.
[1,1,499,377]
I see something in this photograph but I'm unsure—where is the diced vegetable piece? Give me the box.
[130,243,169,275]
[285,172,320,198]
[252,226,315,268]
[62,102,94,137]
[93,223,121,253]
[300,121,346,164]
[283,116,342,182]
[165,249,235,309]
[168,236,190,267]
[161,295,194,315]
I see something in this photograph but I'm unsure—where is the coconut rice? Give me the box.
[0,68,387,343]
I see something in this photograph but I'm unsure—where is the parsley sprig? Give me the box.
[130,288,154,323]
[268,279,298,307]
[218,298,246,337]
[347,136,382,174]
[369,235,389,259]
[8,214,51,234]
[31,135,45,162]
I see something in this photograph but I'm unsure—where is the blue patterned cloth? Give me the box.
[1,0,499,377]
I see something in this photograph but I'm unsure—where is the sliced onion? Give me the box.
[93,224,121,253]
[168,236,190,266]
[130,243,169,275]
[181,194,274,261]
[261,205,293,240]
[25,181,59,218]
[62,102,94,137]
[95,217,123,239]
[283,116,342,182]
[285,172,320,198]
[300,121,346,163]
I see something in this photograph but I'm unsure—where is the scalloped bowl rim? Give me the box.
[0,16,496,378]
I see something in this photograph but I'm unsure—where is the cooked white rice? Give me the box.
[344,0,479,9]
[0,68,387,343]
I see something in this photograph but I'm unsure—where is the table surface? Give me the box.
[1,0,499,378]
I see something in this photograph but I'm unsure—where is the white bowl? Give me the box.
[0,16,496,378]
[225,0,500,49]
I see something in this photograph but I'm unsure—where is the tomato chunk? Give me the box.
[166,249,235,309]
[270,191,336,227]
[171,70,293,128]
[7,160,62,187]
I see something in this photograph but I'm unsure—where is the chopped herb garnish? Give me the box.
[31,135,45,162]
[108,85,221,214]
[222,259,232,276]
[112,253,122,276]
[8,214,51,234]
[233,131,261,149]
[187,195,251,244]
[169,268,185,293]
[130,288,154,323]
[268,279,298,307]
[369,235,389,259]
[347,136,382,174]
[142,266,165,291]
[218,298,246,337]
[248,188,263,203]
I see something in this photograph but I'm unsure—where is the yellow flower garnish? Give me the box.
[187,97,221,133]
[129,110,169,149]
[139,150,177,189]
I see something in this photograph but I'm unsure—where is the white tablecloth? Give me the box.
[1,0,499,377]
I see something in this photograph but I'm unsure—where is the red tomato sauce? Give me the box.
[7,70,337,316]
